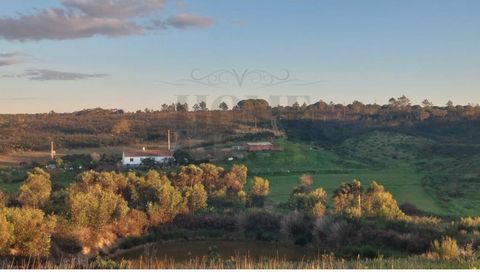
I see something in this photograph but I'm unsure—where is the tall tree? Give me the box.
[17,168,52,209]
[249,177,270,207]
[182,183,208,213]
[147,179,184,225]
[332,180,363,218]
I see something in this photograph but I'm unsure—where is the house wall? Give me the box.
[122,156,173,165]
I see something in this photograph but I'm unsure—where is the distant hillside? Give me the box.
[1,97,480,154]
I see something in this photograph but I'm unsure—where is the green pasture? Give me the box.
[222,133,464,216]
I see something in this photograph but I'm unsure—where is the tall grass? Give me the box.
[1,255,479,269]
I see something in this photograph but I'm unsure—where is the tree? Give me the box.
[199,163,225,194]
[176,102,189,112]
[292,102,300,111]
[115,209,149,237]
[176,164,204,187]
[446,100,454,108]
[289,184,327,217]
[219,102,229,111]
[249,177,270,207]
[309,188,327,217]
[161,104,169,112]
[147,179,184,225]
[0,210,13,254]
[422,99,433,108]
[388,95,411,109]
[71,170,128,195]
[192,104,200,112]
[69,185,129,229]
[397,95,411,108]
[17,168,52,209]
[6,207,56,257]
[223,164,248,197]
[350,101,365,113]
[236,99,270,112]
[0,190,8,208]
[332,180,363,218]
[199,101,208,111]
[183,183,208,213]
[362,182,405,220]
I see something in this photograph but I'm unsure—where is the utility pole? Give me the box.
[50,141,56,160]
[168,130,171,150]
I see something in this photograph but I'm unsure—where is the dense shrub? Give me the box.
[459,217,480,232]
[400,202,421,216]
[312,216,442,254]
[171,214,238,231]
[243,210,282,241]
[313,216,354,247]
[281,212,313,246]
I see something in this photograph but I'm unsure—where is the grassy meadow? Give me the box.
[221,131,475,216]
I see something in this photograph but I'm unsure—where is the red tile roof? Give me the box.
[123,149,173,157]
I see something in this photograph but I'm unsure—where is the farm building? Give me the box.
[122,148,174,166]
[246,142,274,152]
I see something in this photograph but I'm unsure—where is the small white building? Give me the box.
[122,148,174,166]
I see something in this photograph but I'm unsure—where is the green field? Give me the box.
[221,132,472,216]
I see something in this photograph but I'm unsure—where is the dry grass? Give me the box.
[1,254,479,269]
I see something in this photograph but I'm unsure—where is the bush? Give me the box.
[281,212,313,246]
[428,236,460,261]
[91,256,123,269]
[172,214,238,231]
[243,211,281,241]
[459,217,480,232]
[399,202,421,216]
[313,216,353,248]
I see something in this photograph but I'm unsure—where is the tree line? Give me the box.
[1,96,480,154]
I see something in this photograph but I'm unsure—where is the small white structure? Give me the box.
[122,148,174,166]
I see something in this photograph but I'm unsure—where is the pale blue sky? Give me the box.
[0,0,479,113]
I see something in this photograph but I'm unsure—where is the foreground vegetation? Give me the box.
[1,255,480,269]
[1,163,480,269]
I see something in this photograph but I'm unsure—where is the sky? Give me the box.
[0,0,479,113]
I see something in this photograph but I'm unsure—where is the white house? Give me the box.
[122,148,174,166]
